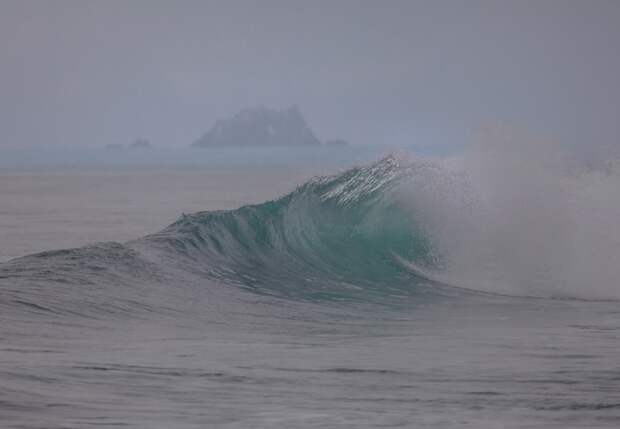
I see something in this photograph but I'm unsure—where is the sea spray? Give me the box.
[418,130,620,299]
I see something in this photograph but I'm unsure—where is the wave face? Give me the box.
[4,151,619,319]
[136,157,447,301]
[0,156,465,319]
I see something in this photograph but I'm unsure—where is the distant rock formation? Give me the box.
[130,138,152,149]
[192,106,321,148]
[324,139,349,147]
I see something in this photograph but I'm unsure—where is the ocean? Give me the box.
[1,151,619,428]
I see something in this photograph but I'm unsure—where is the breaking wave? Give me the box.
[134,156,448,300]
[2,149,620,318]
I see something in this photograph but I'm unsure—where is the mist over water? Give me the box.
[393,131,620,300]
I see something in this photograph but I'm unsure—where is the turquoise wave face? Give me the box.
[142,157,445,301]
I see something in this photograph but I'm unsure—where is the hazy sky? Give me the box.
[1,0,619,152]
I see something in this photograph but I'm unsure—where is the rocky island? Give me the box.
[192,106,322,148]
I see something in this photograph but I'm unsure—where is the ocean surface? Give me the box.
[1,154,619,428]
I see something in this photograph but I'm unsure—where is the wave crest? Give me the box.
[139,156,444,299]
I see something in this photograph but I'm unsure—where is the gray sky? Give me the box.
[1,0,619,152]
